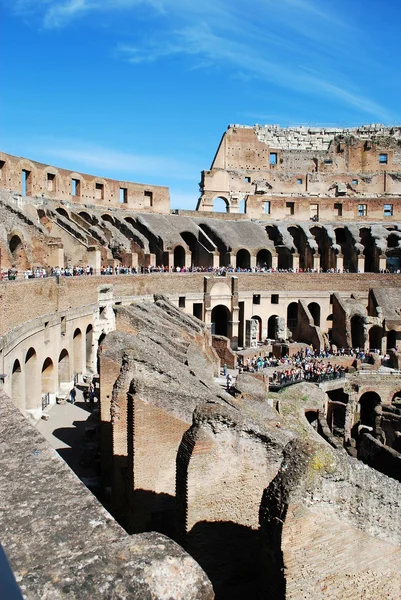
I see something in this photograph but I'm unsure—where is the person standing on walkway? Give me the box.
[70,387,77,404]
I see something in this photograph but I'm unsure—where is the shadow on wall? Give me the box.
[126,489,176,540]
[186,520,264,600]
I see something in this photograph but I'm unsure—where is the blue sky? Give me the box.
[1,0,400,209]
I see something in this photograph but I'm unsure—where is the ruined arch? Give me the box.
[368,326,382,352]
[9,234,29,270]
[334,227,357,272]
[212,196,229,213]
[174,245,186,269]
[288,226,311,270]
[197,223,230,267]
[256,249,272,269]
[308,302,321,327]
[56,207,69,219]
[11,359,24,412]
[351,315,365,349]
[268,315,279,340]
[359,228,377,273]
[236,249,250,270]
[180,231,212,268]
[102,214,115,225]
[310,226,334,271]
[79,211,93,224]
[211,305,231,338]
[58,349,70,386]
[359,391,381,428]
[265,225,281,245]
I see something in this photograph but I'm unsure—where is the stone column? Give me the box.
[87,247,101,275]
[185,251,192,269]
[336,253,344,272]
[292,253,300,271]
[213,253,220,268]
[357,254,365,273]
[271,253,278,270]
[378,254,387,272]
[312,253,320,272]
[250,254,257,269]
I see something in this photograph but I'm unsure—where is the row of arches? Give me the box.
[10,326,93,416]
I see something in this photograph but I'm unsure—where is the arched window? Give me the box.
[308,302,321,327]
[236,249,250,270]
[211,305,231,337]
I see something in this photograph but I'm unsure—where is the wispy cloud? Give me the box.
[16,138,198,182]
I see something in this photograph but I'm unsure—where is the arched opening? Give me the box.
[181,231,213,268]
[213,197,229,213]
[78,211,93,225]
[335,227,357,272]
[288,226,312,270]
[102,214,115,225]
[256,249,272,269]
[277,247,292,270]
[41,358,56,395]
[387,330,397,351]
[236,249,250,270]
[86,324,93,372]
[25,348,39,411]
[251,315,262,342]
[11,359,24,412]
[368,326,382,352]
[211,305,230,338]
[359,391,381,428]
[287,302,298,334]
[73,328,83,374]
[174,245,186,269]
[308,302,321,327]
[265,226,281,245]
[58,349,70,386]
[326,388,348,438]
[310,226,334,271]
[268,315,279,340]
[351,315,365,348]
[197,223,230,267]
[9,234,29,270]
[56,207,69,219]
[359,228,377,273]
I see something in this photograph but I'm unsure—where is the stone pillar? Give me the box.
[203,277,212,332]
[185,251,192,269]
[213,253,220,268]
[336,254,344,272]
[271,253,278,270]
[144,253,156,268]
[87,246,101,275]
[292,253,300,271]
[130,252,139,269]
[357,254,365,273]
[312,253,320,272]
[231,276,239,350]
[47,242,64,269]
[225,252,233,267]
[250,254,257,269]
[378,255,387,272]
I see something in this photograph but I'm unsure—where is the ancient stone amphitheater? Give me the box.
[0,125,400,600]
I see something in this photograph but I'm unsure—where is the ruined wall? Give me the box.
[0,151,170,213]
[198,124,401,219]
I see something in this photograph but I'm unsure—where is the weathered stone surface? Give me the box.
[0,390,214,600]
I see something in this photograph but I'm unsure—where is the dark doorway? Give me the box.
[174,246,186,269]
[351,315,364,348]
[212,305,230,337]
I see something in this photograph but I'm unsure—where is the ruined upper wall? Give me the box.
[0,151,170,213]
[198,124,401,216]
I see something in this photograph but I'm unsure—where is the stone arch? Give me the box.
[9,234,29,270]
[334,227,357,272]
[268,315,279,340]
[287,302,298,333]
[308,302,321,327]
[41,357,56,395]
[359,391,381,428]
[86,324,94,372]
[288,226,311,270]
[368,326,382,352]
[211,305,231,337]
[351,315,365,348]
[11,359,24,412]
[58,349,70,386]
[180,231,212,268]
[25,347,39,411]
[174,245,186,269]
[212,196,229,213]
[56,207,69,219]
[387,330,397,351]
[73,328,84,374]
[236,248,250,270]
[79,211,93,224]
[251,315,262,341]
[256,249,272,269]
[359,228,377,273]
[197,223,230,267]
[102,213,115,225]
[310,225,334,271]
[388,388,401,405]
[265,225,281,245]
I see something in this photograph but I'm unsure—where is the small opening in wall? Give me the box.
[286,202,295,215]
[271,294,279,304]
[264,201,271,214]
[334,203,343,217]
[178,296,186,308]
[269,153,278,165]
[244,176,251,183]
[95,183,104,200]
[253,294,260,305]
[0,160,5,179]
[144,190,153,207]
[296,178,303,185]
[120,188,128,204]
[47,173,56,192]
[379,153,388,164]
[72,178,80,196]
[22,170,32,196]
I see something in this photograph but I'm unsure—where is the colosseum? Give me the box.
[0,124,400,600]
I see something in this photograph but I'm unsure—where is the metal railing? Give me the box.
[41,392,50,411]
[269,371,346,391]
